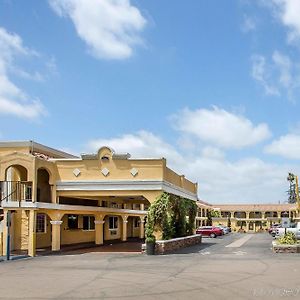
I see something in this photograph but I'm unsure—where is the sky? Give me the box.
[1,0,300,204]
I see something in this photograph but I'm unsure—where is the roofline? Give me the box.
[0,141,78,159]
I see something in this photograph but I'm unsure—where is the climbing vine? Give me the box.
[145,192,197,241]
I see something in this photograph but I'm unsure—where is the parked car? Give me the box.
[268,223,281,237]
[196,226,223,238]
[216,225,230,234]
[275,222,300,239]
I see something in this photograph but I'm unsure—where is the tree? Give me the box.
[287,173,299,204]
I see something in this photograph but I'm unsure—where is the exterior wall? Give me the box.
[104,215,122,241]
[12,210,29,251]
[36,216,51,248]
[212,204,299,233]
[0,147,31,157]
[61,215,95,245]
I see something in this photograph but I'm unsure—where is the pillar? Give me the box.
[50,220,63,251]
[94,220,105,245]
[2,210,8,258]
[122,216,128,242]
[28,209,36,257]
[51,185,57,203]
[139,217,145,239]
[140,203,145,211]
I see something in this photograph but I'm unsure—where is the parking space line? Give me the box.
[225,234,254,248]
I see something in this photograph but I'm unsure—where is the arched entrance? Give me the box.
[37,168,51,203]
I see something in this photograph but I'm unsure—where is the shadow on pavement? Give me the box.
[167,241,217,255]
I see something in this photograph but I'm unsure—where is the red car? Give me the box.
[196,226,223,238]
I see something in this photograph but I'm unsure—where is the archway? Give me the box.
[37,169,51,203]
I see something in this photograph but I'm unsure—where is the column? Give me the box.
[28,210,37,257]
[122,216,128,242]
[94,220,105,245]
[50,220,63,251]
[140,203,145,211]
[51,185,57,203]
[139,217,145,239]
[2,210,8,258]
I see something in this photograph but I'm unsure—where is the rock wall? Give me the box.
[155,234,202,255]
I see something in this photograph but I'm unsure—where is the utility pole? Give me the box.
[296,176,300,213]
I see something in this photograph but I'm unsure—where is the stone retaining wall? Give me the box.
[272,241,300,253]
[155,234,202,255]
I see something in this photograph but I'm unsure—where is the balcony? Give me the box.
[0,181,33,203]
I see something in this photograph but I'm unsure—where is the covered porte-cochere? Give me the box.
[0,141,198,257]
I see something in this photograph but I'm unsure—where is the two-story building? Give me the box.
[211,204,298,232]
[0,141,198,257]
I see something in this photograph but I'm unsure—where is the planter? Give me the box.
[146,242,155,255]
[272,241,300,253]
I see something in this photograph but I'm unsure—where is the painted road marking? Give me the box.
[200,251,211,255]
[233,251,247,255]
[225,234,254,248]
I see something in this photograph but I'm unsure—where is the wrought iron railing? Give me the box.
[0,181,32,202]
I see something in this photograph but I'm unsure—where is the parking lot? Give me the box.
[1,233,300,299]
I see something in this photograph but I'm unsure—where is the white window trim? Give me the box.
[36,213,47,234]
[82,215,95,231]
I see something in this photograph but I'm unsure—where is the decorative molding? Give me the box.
[101,168,110,177]
[130,168,138,177]
[2,201,148,216]
[56,179,197,201]
[73,168,81,177]
[94,220,105,225]
[50,220,63,225]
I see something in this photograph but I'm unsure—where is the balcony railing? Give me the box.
[0,181,32,202]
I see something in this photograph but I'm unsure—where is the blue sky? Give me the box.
[1,0,300,204]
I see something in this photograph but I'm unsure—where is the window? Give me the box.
[83,216,95,230]
[68,215,78,229]
[36,214,46,233]
[109,216,118,230]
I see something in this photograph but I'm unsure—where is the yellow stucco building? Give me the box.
[0,141,198,257]
[211,204,298,232]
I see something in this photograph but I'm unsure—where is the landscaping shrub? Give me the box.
[145,192,197,240]
[277,232,297,245]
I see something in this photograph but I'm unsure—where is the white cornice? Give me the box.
[1,201,148,215]
[55,180,198,201]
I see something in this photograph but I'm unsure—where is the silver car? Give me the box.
[216,225,230,234]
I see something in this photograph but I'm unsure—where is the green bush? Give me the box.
[145,192,197,240]
[277,232,297,245]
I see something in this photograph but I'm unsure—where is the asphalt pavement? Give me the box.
[0,233,299,300]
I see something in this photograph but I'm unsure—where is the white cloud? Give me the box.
[251,51,300,99]
[49,0,147,60]
[241,15,257,32]
[272,50,292,88]
[87,130,292,204]
[0,27,46,120]
[265,134,300,159]
[251,54,280,96]
[171,107,271,149]
[271,0,300,42]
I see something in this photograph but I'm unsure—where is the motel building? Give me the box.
[0,141,198,257]
[197,204,298,233]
